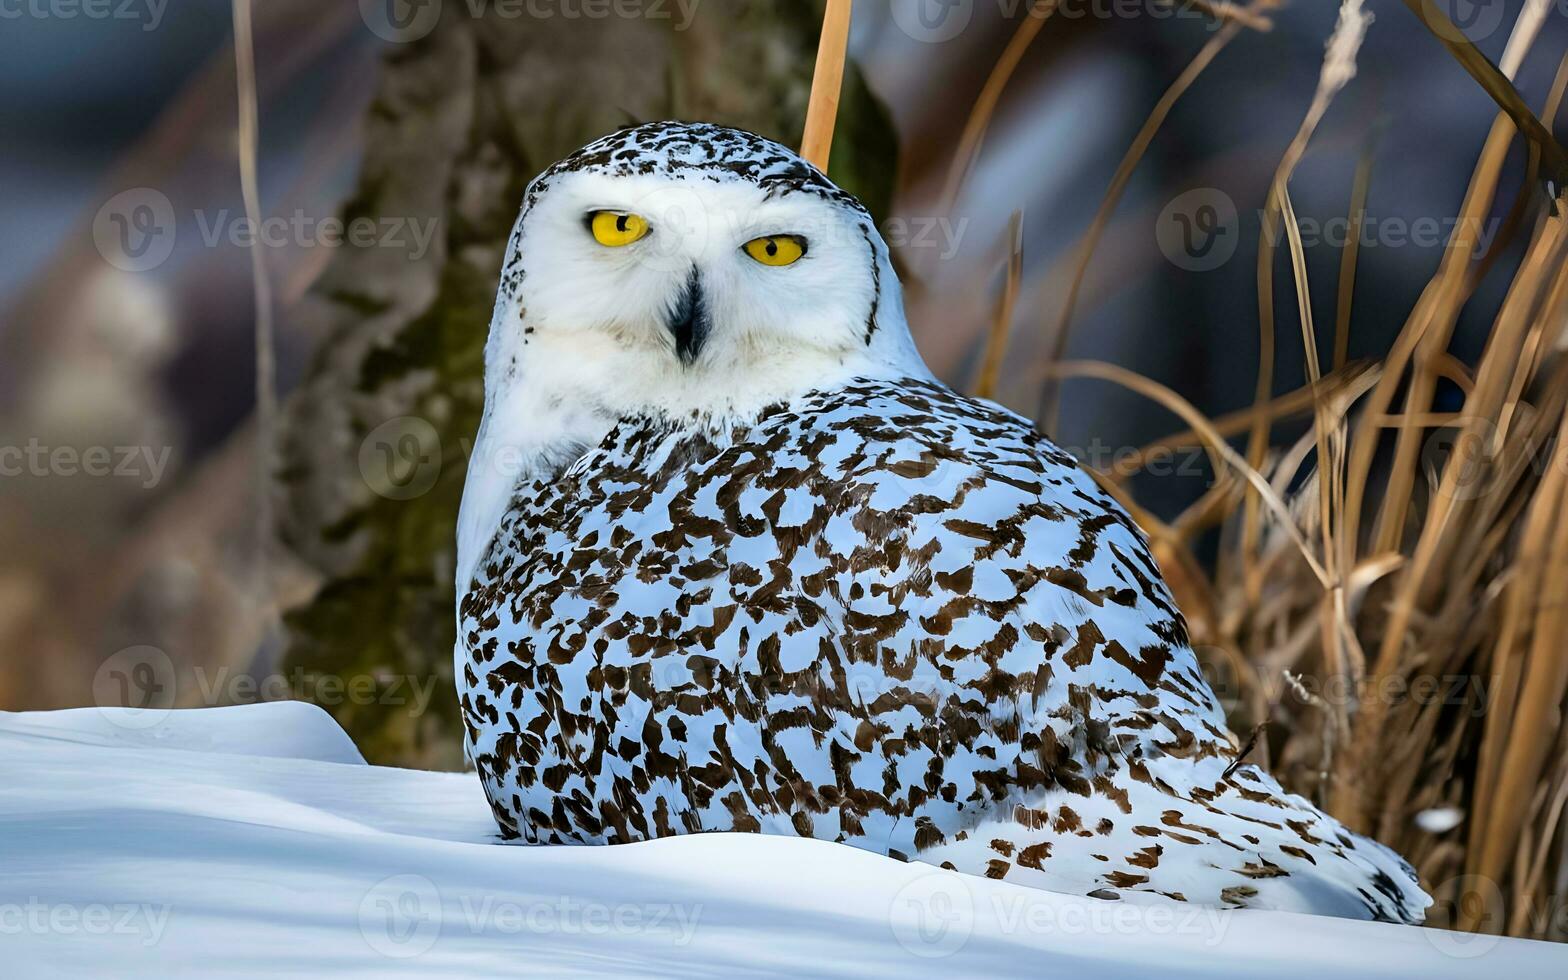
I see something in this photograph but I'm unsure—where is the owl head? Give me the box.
[483,122,928,419]
[458,123,931,591]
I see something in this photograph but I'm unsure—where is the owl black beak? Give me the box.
[667,267,708,366]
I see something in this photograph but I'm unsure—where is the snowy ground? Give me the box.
[2,703,1562,977]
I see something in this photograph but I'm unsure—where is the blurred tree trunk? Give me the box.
[277,3,896,767]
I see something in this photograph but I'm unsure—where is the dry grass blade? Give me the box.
[1400,0,1568,190]
[941,0,1277,220]
[231,0,276,583]
[1331,9,1555,745]
[1467,403,1568,929]
[1113,363,1380,481]
[1269,0,1374,758]
[1350,213,1568,832]
[800,0,854,171]
[1346,4,1551,567]
[1044,359,1331,586]
[1175,0,1275,31]
[938,1,1060,216]
[1038,2,1276,430]
[1047,0,1568,941]
[1334,134,1377,370]
[975,212,1024,400]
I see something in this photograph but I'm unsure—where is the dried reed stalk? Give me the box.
[1011,0,1568,942]
[975,212,1024,400]
[801,0,854,171]
[1401,0,1568,187]
[231,0,277,589]
[1039,4,1270,432]
[1333,137,1377,371]
[939,0,1060,215]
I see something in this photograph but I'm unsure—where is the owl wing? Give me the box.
[774,379,1233,761]
[581,378,1237,852]
[757,380,1425,921]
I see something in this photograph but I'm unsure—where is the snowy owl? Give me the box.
[455,122,1430,923]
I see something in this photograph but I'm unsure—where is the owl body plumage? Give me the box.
[457,121,1429,925]
[460,378,1427,923]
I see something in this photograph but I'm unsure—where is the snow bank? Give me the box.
[1,702,1561,977]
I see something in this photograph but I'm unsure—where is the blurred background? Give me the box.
[3,0,1567,941]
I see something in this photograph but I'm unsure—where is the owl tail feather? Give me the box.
[909,753,1431,925]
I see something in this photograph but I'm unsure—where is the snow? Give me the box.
[2,703,1562,977]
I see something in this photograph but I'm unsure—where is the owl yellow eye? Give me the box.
[590,211,650,247]
[743,235,806,267]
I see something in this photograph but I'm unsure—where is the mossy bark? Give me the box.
[277,3,896,767]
